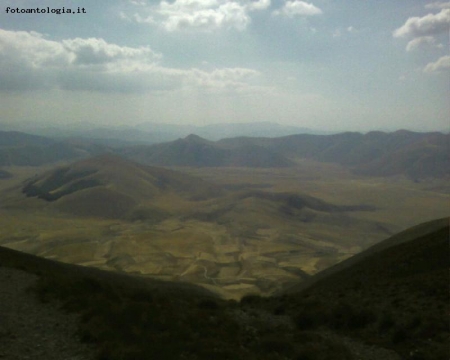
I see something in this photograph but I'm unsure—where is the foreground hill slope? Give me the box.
[267,217,449,360]
[283,217,449,293]
[1,218,447,359]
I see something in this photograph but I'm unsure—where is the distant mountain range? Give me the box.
[121,130,449,178]
[1,129,448,179]
[217,130,450,178]
[0,131,108,166]
[0,121,327,144]
[119,134,294,168]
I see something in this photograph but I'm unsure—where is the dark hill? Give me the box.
[268,217,450,360]
[120,134,294,168]
[22,154,223,219]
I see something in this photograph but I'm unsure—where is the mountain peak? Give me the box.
[183,134,209,143]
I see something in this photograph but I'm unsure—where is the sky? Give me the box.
[0,0,449,132]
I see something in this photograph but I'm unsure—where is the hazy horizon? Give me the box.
[1,0,449,133]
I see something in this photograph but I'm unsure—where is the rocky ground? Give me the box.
[0,267,96,360]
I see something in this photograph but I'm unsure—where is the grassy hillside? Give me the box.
[21,154,223,219]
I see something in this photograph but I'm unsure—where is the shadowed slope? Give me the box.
[282,217,449,294]
[269,217,449,360]
[1,219,447,359]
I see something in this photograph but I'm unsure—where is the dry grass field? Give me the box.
[1,158,448,299]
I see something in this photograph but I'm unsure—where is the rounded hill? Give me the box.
[22,154,223,219]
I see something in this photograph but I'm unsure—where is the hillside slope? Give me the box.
[282,217,449,293]
[268,217,450,360]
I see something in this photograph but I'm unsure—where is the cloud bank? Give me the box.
[0,29,263,93]
[124,0,271,31]
[122,0,322,31]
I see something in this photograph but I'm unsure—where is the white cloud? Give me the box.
[406,36,444,51]
[273,1,322,17]
[423,55,450,72]
[0,29,162,73]
[425,2,450,10]
[0,29,264,93]
[62,38,162,68]
[394,6,450,76]
[248,0,271,11]
[171,1,249,31]
[125,0,271,31]
[393,8,450,38]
